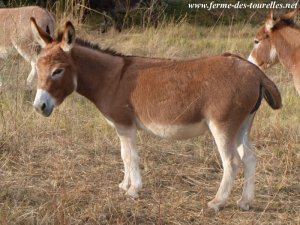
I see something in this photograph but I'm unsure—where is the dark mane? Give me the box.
[282,18,295,26]
[55,31,126,57]
[75,38,126,57]
[273,19,300,31]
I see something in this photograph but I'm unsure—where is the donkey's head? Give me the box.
[31,18,77,117]
[248,8,300,68]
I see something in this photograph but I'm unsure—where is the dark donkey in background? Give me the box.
[75,0,139,32]
[30,17,281,212]
[78,0,162,32]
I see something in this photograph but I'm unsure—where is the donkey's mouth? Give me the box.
[40,107,53,117]
[33,103,54,117]
[33,89,56,117]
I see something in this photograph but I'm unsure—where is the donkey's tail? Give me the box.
[261,74,282,110]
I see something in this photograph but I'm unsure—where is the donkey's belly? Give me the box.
[142,120,208,139]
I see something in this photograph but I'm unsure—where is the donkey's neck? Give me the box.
[71,46,124,106]
[273,26,300,74]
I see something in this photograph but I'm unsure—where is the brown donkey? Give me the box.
[0,6,54,86]
[30,18,282,211]
[248,8,300,95]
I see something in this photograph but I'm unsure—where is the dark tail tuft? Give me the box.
[250,85,263,114]
[261,75,282,110]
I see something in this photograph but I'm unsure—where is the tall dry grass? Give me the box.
[0,10,299,225]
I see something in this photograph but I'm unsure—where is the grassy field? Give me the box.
[0,20,300,224]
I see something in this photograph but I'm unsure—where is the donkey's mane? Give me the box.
[56,31,126,57]
[273,18,300,31]
[75,38,126,57]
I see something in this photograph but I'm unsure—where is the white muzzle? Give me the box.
[33,89,56,117]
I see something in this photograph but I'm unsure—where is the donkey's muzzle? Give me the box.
[33,89,55,117]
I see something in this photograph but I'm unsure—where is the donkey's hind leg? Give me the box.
[236,114,256,210]
[207,120,241,212]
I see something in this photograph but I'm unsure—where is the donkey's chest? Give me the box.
[140,120,208,139]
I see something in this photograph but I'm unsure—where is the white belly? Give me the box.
[143,120,208,139]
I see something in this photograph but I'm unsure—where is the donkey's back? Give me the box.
[0,6,55,85]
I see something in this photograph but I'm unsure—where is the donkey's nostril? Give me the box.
[41,103,46,111]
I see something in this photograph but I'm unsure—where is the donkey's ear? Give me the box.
[265,10,280,32]
[61,21,75,52]
[30,17,53,48]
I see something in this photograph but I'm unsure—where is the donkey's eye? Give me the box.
[254,40,259,44]
[52,68,64,77]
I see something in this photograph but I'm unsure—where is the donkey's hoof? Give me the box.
[119,181,130,192]
[126,186,139,199]
[237,199,250,211]
[207,199,224,212]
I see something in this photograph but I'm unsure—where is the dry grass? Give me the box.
[0,20,299,225]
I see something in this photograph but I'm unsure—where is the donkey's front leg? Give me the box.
[116,125,142,198]
[27,61,37,87]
